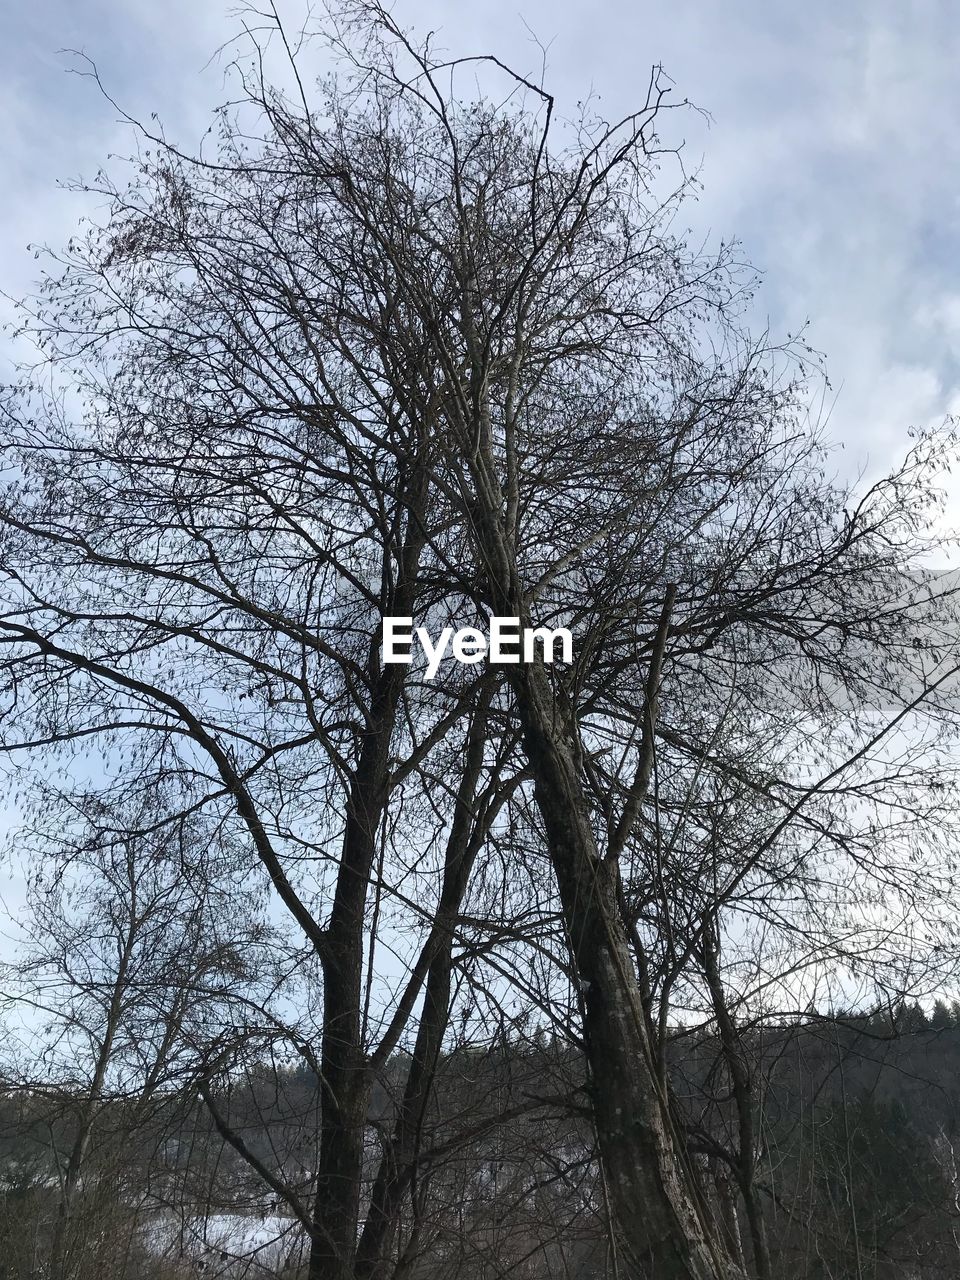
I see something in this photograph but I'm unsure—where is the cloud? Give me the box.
[3,0,959,489]
[382,0,960,489]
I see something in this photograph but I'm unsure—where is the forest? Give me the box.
[4,1005,960,1277]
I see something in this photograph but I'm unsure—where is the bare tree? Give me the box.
[0,793,261,1278]
[2,4,960,1278]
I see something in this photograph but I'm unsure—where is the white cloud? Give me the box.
[3,0,960,485]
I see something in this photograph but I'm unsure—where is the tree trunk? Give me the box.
[457,449,744,1278]
[513,659,744,1280]
[355,700,490,1280]
[701,928,771,1280]
[309,470,429,1280]
[49,926,135,1280]
[711,1157,748,1273]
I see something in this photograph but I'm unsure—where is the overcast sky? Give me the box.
[2,0,959,484]
[0,1,957,994]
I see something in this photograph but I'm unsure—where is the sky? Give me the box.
[3,0,960,494]
[0,1,958,999]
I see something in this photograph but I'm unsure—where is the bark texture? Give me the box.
[514,659,745,1279]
